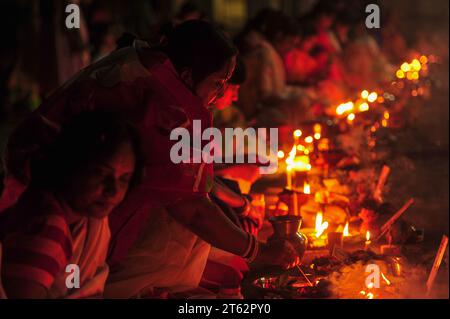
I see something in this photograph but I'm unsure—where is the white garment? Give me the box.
[104,205,211,298]
[49,217,110,299]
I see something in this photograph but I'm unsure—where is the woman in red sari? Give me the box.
[1,21,299,297]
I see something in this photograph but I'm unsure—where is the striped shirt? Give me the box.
[0,189,73,290]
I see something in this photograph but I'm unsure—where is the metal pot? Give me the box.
[268,215,308,261]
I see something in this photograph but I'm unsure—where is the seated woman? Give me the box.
[0,112,140,298]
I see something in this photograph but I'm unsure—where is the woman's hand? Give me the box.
[251,240,300,270]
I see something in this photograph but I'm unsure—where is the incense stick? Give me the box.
[374,165,390,201]
[375,198,414,242]
[297,265,314,287]
[426,235,448,296]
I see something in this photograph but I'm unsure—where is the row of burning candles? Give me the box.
[276,125,371,250]
[274,56,433,249]
[333,54,432,126]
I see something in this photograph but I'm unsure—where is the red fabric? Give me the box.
[200,260,244,291]
[2,48,214,267]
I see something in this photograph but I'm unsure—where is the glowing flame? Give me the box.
[297,144,305,151]
[277,150,285,158]
[336,102,354,115]
[286,145,311,172]
[347,113,356,122]
[396,69,405,79]
[419,55,428,64]
[315,212,328,238]
[366,292,374,299]
[400,62,411,72]
[366,230,371,241]
[303,182,311,194]
[313,123,322,134]
[411,59,421,71]
[358,102,369,112]
[367,92,378,103]
[361,90,369,99]
[314,133,321,140]
[383,111,390,119]
[305,136,314,143]
[343,222,350,237]
[293,129,302,138]
[381,272,391,286]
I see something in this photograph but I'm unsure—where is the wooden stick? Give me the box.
[375,198,414,241]
[426,235,448,295]
[373,165,390,201]
[297,265,313,287]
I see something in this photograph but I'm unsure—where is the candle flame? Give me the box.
[381,272,391,286]
[315,212,328,238]
[303,182,311,194]
[314,133,321,140]
[293,129,302,138]
[343,222,350,237]
[347,113,356,122]
[359,102,369,112]
[366,230,371,241]
[361,90,369,99]
[305,136,314,143]
[336,101,354,115]
[313,123,322,134]
[277,150,285,158]
[367,92,378,103]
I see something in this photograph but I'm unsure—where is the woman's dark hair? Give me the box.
[159,20,238,87]
[235,8,299,52]
[175,1,205,21]
[116,32,139,50]
[31,111,144,190]
[229,57,246,85]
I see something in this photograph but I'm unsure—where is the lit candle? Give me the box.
[303,181,311,194]
[293,129,302,144]
[286,165,293,190]
[364,231,371,250]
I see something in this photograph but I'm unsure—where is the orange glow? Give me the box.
[347,113,356,122]
[336,102,354,115]
[366,230,371,241]
[315,212,329,238]
[303,182,311,194]
[367,92,378,103]
[396,69,405,79]
[277,150,285,158]
[383,111,390,119]
[343,222,350,236]
[294,129,302,138]
[411,59,421,71]
[419,55,428,64]
[377,96,385,103]
[286,145,311,172]
[358,102,369,112]
[297,144,305,151]
[400,62,411,72]
[361,90,369,99]
[314,133,321,140]
[381,272,391,286]
[411,71,419,80]
[381,119,388,127]
[406,72,414,80]
[313,123,322,134]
